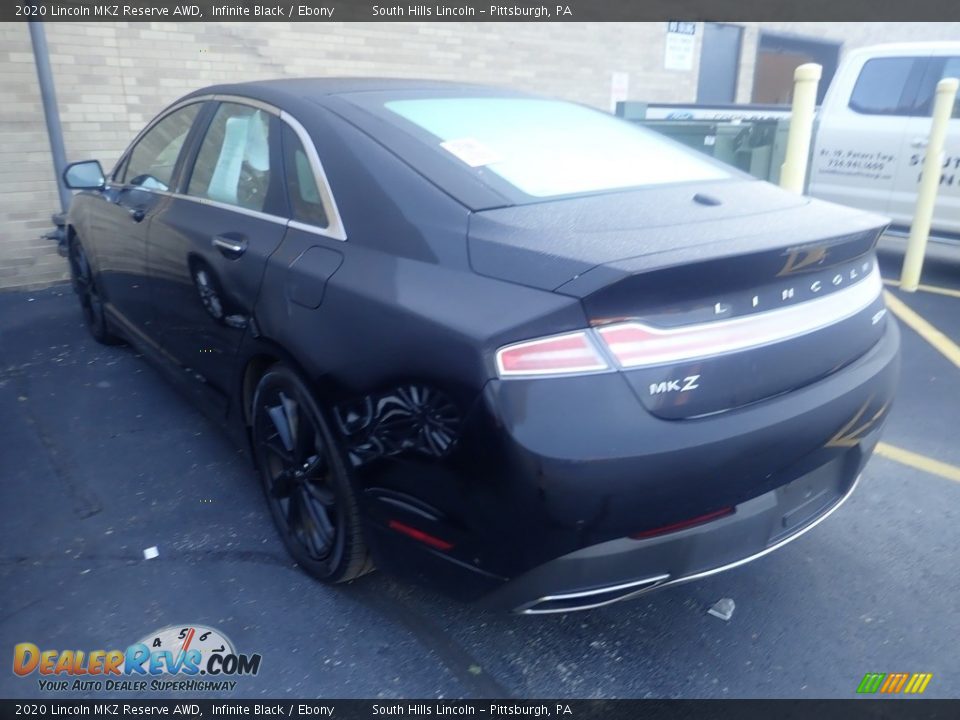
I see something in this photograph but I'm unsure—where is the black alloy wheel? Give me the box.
[251,365,372,582]
[68,238,120,345]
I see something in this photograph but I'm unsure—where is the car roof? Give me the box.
[177,77,539,212]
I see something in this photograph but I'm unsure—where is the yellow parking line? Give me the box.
[883,290,960,369]
[884,278,960,300]
[875,442,960,484]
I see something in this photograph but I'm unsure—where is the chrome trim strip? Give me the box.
[110,93,348,241]
[280,110,347,242]
[111,97,210,180]
[169,192,289,226]
[210,94,280,116]
[288,219,343,238]
[660,472,861,588]
[597,267,883,370]
[517,473,862,615]
[212,236,246,254]
[518,574,670,615]
[107,185,172,198]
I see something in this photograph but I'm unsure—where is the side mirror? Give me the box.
[63,160,105,190]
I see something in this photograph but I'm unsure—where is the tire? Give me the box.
[251,364,373,583]
[68,237,122,345]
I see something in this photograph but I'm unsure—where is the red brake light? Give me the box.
[388,520,454,551]
[496,331,609,378]
[597,321,748,369]
[630,507,735,539]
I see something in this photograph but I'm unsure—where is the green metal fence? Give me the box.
[616,103,792,185]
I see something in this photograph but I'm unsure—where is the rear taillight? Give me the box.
[597,320,759,369]
[495,265,882,378]
[495,331,609,377]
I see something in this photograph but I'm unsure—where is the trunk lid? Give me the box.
[470,180,889,419]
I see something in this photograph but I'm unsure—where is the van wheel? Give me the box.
[251,364,373,583]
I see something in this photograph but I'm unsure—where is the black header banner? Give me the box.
[0,700,958,720]
[5,0,960,21]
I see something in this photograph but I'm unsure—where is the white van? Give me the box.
[809,43,960,238]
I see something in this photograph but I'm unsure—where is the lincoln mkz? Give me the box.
[62,79,899,613]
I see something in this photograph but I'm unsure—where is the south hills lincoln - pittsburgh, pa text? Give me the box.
[371,5,572,17]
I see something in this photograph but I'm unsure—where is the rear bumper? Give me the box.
[479,456,868,613]
[364,318,899,610]
[471,320,899,612]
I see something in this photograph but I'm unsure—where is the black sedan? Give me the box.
[61,79,899,613]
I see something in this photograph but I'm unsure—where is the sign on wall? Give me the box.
[610,71,630,112]
[664,21,697,71]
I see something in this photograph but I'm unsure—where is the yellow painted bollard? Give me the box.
[780,63,822,194]
[900,77,959,292]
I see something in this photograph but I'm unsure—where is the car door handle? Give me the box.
[129,207,146,222]
[212,234,247,258]
[911,137,930,148]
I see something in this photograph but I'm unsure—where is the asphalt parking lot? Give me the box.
[2,238,959,700]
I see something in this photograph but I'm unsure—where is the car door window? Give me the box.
[187,103,274,213]
[281,124,328,227]
[849,58,919,116]
[122,103,201,191]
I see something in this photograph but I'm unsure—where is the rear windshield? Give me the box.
[384,97,730,198]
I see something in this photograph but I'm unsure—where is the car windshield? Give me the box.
[384,97,730,198]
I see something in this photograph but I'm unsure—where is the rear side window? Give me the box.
[281,124,328,227]
[384,98,729,199]
[187,103,274,213]
[122,103,200,190]
[848,58,917,115]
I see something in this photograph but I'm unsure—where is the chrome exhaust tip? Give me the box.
[517,574,670,615]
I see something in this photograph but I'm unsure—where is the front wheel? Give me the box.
[68,237,121,345]
[251,364,373,583]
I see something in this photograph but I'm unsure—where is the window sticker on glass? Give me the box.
[440,138,502,168]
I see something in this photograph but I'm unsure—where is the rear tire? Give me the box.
[68,237,122,345]
[251,364,373,583]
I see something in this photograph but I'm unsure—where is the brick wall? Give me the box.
[1,21,704,289]
[1,23,66,289]
[2,21,959,289]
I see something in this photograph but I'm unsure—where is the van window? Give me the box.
[940,57,960,118]
[909,57,960,118]
[941,58,960,118]
[849,58,917,116]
